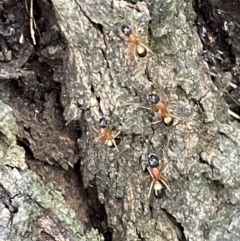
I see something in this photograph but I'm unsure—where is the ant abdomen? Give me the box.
[163,116,174,126]
[137,45,147,58]
[153,182,165,199]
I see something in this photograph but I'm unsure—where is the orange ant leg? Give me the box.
[164,102,182,122]
[139,42,153,54]
[148,180,155,198]
[133,45,138,61]
[94,136,102,141]
[151,120,161,125]
[111,139,119,152]
[159,177,171,192]
[158,160,164,170]
[125,36,137,60]
[142,166,154,182]
[114,131,121,139]
[138,106,151,110]
[122,101,151,110]
[133,105,152,111]
[92,126,102,141]
[165,114,182,127]
[141,174,151,181]
[106,136,119,152]
[157,161,169,181]
[159,174,168,183]
[143,167,156,199]
[168,113,182,121]
[147,167,155,179]
[92,126,99,133]
[111,130,121,152]
[157,162,171,192]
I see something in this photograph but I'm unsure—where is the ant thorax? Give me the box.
[151,167,160,180]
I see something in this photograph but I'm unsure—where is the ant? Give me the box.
[122,93,181,126]
[93,117,121,152]
[147,93,182,126]
[121,25,152,60]
[145,153,171,199]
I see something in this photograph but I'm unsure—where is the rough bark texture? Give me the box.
[51,0,240,240]
[0,100,102,240]
[1,0,240,240]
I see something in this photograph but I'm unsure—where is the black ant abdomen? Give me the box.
[137,45,147,58]
[154,182,165,199]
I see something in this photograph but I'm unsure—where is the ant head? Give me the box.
[148,153,159,168]
[137,45,147,58]
[153,181,165,199]
[121,25,132,37]
[99,117,108,128]
[147,94,160,104]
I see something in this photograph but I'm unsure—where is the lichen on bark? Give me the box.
[1,0,240,240]
[50,0,240,240]
[0,100,103,240]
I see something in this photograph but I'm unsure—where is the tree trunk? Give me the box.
[0,0,240,240]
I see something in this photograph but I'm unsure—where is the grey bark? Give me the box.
[51,0,240,240]
[0,100,103,240]
[1,0,240,241]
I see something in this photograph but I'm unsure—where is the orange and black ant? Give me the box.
[121,25,152,60]
[147,93,182,126]
[93,117,121,152]
[145,153,171,199]
[122,93,181,126]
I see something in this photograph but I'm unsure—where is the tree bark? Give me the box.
[1,0,240,241]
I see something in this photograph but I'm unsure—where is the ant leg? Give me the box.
[158,160,164,171]
[147,167,154,179]
[229,109,240,120]
[160,178,171,192]
[114,131,121,139]
[105,131,121,152]
[140,42,153,54]
[168,113,182,121]
[160,174,169,183]
[136,105,152,110]
[133,45,138,61]
[168,114,183,127]
[92,126,99,133]
[123,102,151,110]
[92,126,104,142]
[142,174,151,181]
[151,120,161,125]
[139,106,151,110]
[120,100,151,110]
[94,136,102,142]
[148,180,155,198]
[158,161,170,182]
[110,138,119,152]
[158,162,171,192]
